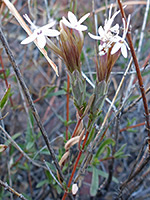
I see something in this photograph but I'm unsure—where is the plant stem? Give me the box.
[71,118,82,138]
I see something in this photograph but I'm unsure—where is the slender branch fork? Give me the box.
[117,0,150,152]
[0,27,64,182]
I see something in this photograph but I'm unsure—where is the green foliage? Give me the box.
[43,85,56,98]
[127,95,139,102]
[94,138,115,159]
[0,68,10,79]
[86,127,95,147]
[103,146,111,159]
[47,90,66,98]
[88,167,119,183]
[142,69,150,77]
[114,144,129,159]
[90,166,99,196]
[36,180,49,188]
[80,51,85,62]
[5,132,21,146]
[26,120,35,150]
[126,117,137,133]
[0,85,11,109]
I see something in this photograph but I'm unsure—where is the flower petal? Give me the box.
[62,17,73,28]
[68,11,78,24]
[121,44,127,58]
[23,14,37,29]
[44,29,60,37]
[88,32,101,40]
[75,24,87,31]
[41,21,56,31]
[37,35,46,48]
[21,32,37,45]
[110,24,119,34]
[98,26,105,38]
[111,42,122,55]
[78,13,90,24]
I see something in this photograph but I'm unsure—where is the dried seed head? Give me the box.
[59,151,70,167]
[65,135,85,151]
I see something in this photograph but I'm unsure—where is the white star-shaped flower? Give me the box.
[111,15,130,58]
[88,5,120,41]
[21,14,60,48]
[62,11,90,31]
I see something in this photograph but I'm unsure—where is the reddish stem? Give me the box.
[120,122,145,132]
[66,74,70,140]
[71,118,82,138]
[11,153,23,168]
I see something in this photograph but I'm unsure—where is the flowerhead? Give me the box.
[21,14,60,48]
[62,11,90,31]
[88,5,130,82]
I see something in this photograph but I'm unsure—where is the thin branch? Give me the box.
[0,27,64,182]
[122,87,150,114]
[120,155,150,192]
[117,0,150,152]
[95,1,150,14]
[0,180,27,200]
[44,160,63,188]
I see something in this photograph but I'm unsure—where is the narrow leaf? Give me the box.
[90,166,99,196]
[0,85,11,109]
[95,138,115,158]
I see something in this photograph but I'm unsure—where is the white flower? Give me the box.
[88,5,120,42]
[21,14,60,48]
[89,5,130,58]
[111,15,130,58]
[62,11,90,31]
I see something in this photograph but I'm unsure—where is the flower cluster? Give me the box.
[88,5,130,82]
[21,8,130,82]
[89,5,130,59]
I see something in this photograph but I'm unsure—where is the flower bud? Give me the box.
[59,20,84,73]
